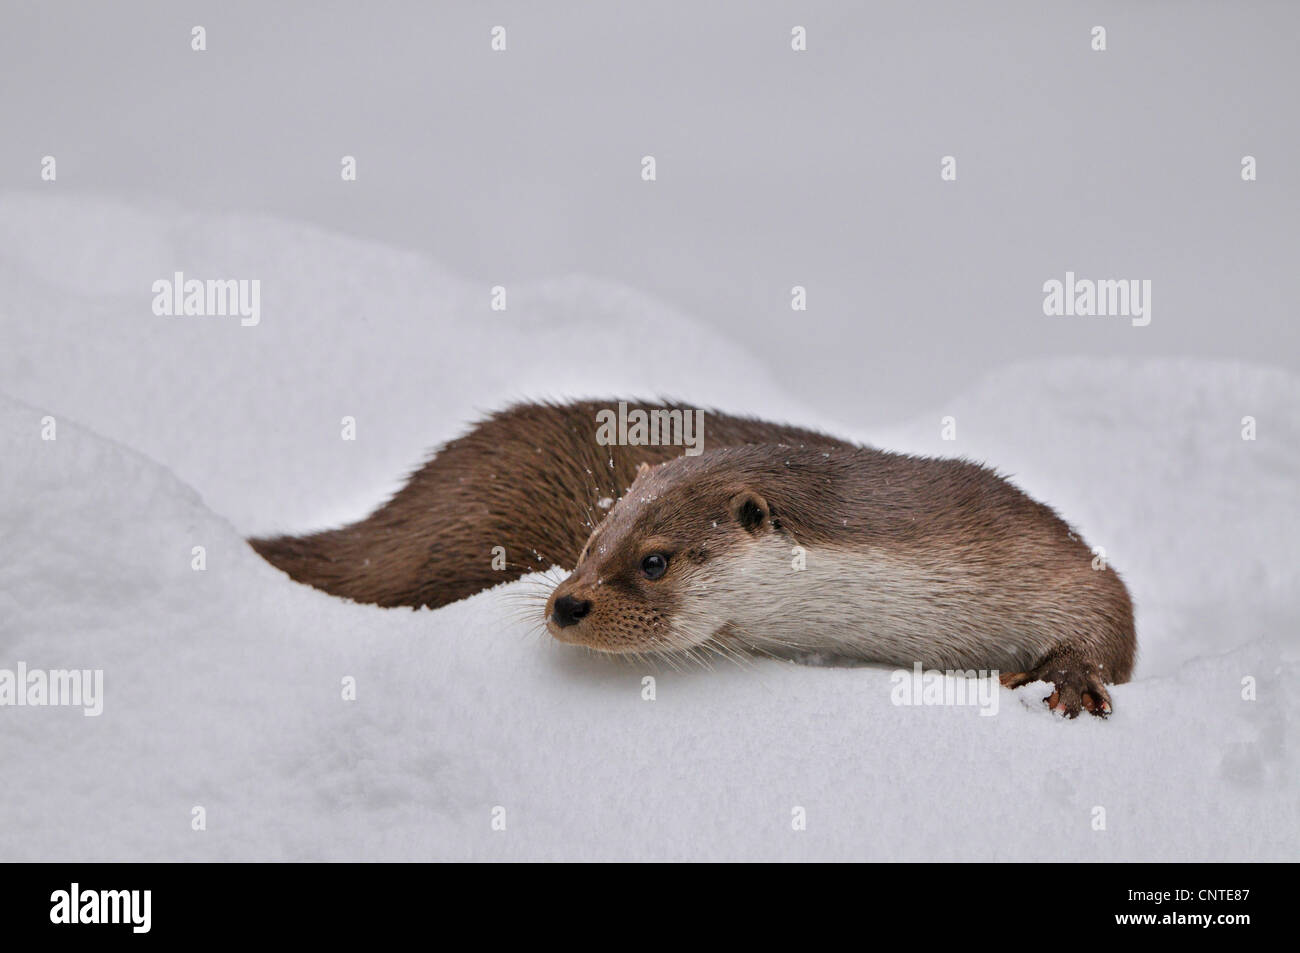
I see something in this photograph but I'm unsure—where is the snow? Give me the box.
[1,193,1294,860]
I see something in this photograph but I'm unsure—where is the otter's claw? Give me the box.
[1000,661,1113,719]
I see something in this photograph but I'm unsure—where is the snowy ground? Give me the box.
[1,194,1295,860]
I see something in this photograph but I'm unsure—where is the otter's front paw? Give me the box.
[999,660,1113,719]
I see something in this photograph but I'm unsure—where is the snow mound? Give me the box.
[0,389,1293,861]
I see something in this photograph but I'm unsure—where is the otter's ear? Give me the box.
[636,462,652,480]
[728,490,770,534]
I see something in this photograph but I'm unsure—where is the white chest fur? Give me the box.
[673,534,1059,671]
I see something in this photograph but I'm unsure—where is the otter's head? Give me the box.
[544,453,777,655]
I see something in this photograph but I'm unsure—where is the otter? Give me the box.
[252,400,1135,718]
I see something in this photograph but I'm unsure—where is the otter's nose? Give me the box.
[552,594,591,628]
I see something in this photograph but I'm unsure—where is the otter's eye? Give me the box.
[640,553,669,580]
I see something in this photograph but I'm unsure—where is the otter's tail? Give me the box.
[248,525,462,609]
[249,529,357,600]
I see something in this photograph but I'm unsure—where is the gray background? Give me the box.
[2,0,1296,425]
